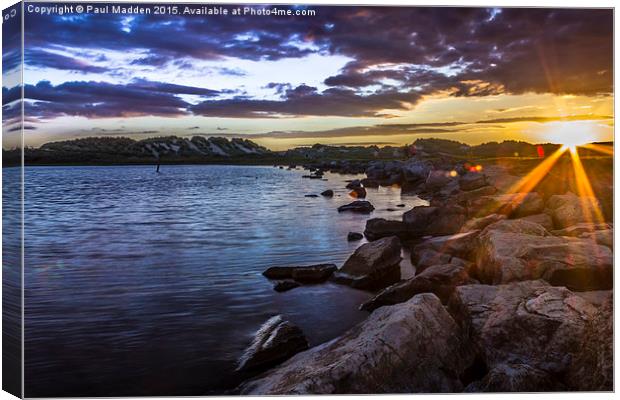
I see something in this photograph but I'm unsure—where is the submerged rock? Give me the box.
[239,294,473,394]
[263,264,337,283]
[237,315,309,373]
[337,200,375,214]
[304,194,319,198]
[273,280,300,292]
[320,189,334,197]
[332,236,402,290]
[347,232,363,241]
[349,186,367,199]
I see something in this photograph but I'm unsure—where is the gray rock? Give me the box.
[474,219,612,289]
[425,170,455,191]
[413,249,452,273]
[332,236,402,290]
[413,231,480,264]
[469,192,544,218]
[237,315,309,373]
[364,218,419,241]
[551,222,611,237]
[460,214,506,232]
[459,172,487,191]
[449,280,602,390]
[517,213,554,231]
[337,200,375,214]
[402,206,438,225]
[465,363,560,392]
[263,264,337,283]
[547,192,603,229]
[566,292,613,391]
[320,189,334,197]
[239,294,473,394]
[361,263,475,311]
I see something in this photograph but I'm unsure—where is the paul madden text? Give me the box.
[26,4,317,17]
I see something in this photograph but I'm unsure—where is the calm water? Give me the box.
[12,165,425,396]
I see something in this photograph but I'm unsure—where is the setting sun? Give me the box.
[541,121,603,150]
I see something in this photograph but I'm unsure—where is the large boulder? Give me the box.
[337,200,375,214]
[449,280,601,391]
[403,205,466,236]
[474,220,612,290]
[551,222,611,237]
[580,229,613,249]
[454,185,497,203]
[425,170,455,191]
[426,205,467,236]
[413,249,452,272]
[364,218,419,242]
[402,206,438,226]
[263,264,337,283]
[566,292,613,391]
[239,294,473,394]
[332,236,402,290]
[464,363,560,392]
[459,172,487,191]
[469,192,544,218]
[237,315,309,373]
[517,213,554,231]
[402,159,432,182]
[460,214,506,232]
[412,231,480,265]
[547,192,603,229]
[360,263,475,311]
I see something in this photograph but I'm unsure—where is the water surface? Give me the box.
[17,165,425,396]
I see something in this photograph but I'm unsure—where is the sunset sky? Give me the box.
[2,4,614,150]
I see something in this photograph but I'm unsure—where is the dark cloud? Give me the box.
[22,5,613,121]
[190,84,422,118]
[24,79,218,119]
[25,48,109,73]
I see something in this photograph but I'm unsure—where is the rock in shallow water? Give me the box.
[320,189,334,197]
[332,236,402,290]
[337,200,375,214]
[239,294,473,394]
[273,280,300,292]
[347,232,363,241]
[263,264,337,283]
[237,315,309,373]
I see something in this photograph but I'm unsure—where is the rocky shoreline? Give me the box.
[234,154,613,393]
